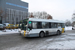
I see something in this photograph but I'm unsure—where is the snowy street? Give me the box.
[0,30,75,50]
[0,0,75,50]
[0,29,19,35]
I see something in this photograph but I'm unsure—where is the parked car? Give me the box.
[5,24,14,29]
[0,24,5,30]
[72,26,75,30]
[3,23,9,27]
[5,24,19,29]
[14,24,19,29]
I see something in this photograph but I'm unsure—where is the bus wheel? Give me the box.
[72,28,74,30]
[57,31,61,35]
[39,32,45,38]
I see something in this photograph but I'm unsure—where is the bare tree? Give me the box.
[29,11,53,19]
[65,20,72,26]
[72,12,75,27]
[29,13,34,18]
[47,14,52,19]
[72,21,75,27]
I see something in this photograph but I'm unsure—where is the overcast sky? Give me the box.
[21,0,75,21]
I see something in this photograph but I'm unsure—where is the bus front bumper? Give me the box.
[21,32,39,37]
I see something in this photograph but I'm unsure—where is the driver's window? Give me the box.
[28,21,32,27]
[28,21,32,30]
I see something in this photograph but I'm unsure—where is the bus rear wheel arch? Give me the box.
[39,31,45,38]
[57,30,61,35]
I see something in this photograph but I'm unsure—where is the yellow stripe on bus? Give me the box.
[24,31,26,36]
[62,28,64,33]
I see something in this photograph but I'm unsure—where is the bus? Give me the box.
[18,18,65,37]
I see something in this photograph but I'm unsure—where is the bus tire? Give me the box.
[39,32,45,38]
[57,30,61,35]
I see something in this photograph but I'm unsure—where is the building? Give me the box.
[72,13,75,27]
[0,0,28,24]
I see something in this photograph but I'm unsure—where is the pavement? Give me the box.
[0,30,75,50]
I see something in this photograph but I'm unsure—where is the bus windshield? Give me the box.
[19,19,28,30]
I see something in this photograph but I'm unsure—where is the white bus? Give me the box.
[18,18,65,37]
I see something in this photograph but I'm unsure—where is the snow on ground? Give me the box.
[4,33,75,50]
[41,40,75,49]
[65,26,72,30]
[0,29,19,35]
[41,33,75,49]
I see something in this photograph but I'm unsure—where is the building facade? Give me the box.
[0,0,28,24]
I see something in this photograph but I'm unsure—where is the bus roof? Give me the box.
[29,18,65,23]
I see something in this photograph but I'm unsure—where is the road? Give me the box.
[0,30,75,50]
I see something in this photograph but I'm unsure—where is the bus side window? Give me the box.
[42,22,45,28]
[45,22,49,28]
[37,22,42,29]
[61,23,65,28]
[42,22,49,28]
[51,23,58,28]
[55,23,58,28]
[32,22,37,29]
[49,23,51,28]
[58,23,61,28]
[51,23,55,28]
